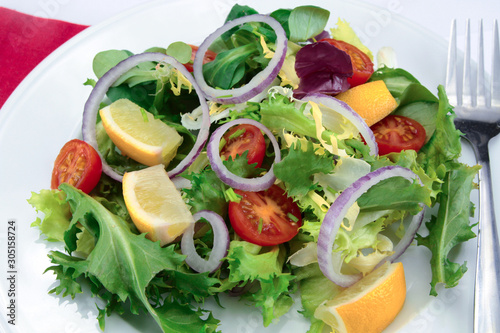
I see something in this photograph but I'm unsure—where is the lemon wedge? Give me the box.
[122,164,194,246]
[315,261,406,333]
[99,99,182,167]
[335,80,398,127]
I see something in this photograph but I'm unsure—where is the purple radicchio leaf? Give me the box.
[293,41,353,98]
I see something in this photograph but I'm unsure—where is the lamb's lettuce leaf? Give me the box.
[288,6,330,42]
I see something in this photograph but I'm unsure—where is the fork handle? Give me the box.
[474,145,500,333]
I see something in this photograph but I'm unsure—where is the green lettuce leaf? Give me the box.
[28,189,71,242]
[35,184,220,332]
[260,92,317,138]
[274,140,335,199]
[418,86,463,172]
[357,177,431,214]
[416,163,479,295]
[414,85,479,295]
[183,168,228,217]
[28,189,94,255]
[288,6,330,42]
[369,66,439,140]
[226,241,296,326]
[294,263,342,333]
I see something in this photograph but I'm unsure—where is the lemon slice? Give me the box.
[315,261,406,333]
[99,99,183,167]
[122,164,194,246]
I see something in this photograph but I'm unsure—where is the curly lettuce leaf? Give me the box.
[414,85,479,295]
[183,168,228,217]
[223,151,266,179]
[226,241,296,326]
[260,92,317,138]
[274,140,335,198]
[36,184,220,332]
[416,164,479,295]
[28,189,94,255]
[28,189,71,242]
[418,86,463,172]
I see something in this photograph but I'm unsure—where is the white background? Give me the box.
[1,0,500,78]
[1,0,499,41]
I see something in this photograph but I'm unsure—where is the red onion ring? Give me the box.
[181,210,230,273]
[82,52,210,182]
[300,93,378,156]
[171,176,192,190]
[206,118,281,192]
[317,165,425,287]
[193,14,287,104]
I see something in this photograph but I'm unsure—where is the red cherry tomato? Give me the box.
[220,124,266,168]
[51,139,102,193]
[319,38,374,87]
[371,115,427,155]
[228,185,302,246]
[183,45,217,72]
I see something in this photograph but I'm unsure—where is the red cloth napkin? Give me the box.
[0,7,89,109]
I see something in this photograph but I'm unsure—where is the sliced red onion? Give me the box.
[193,14,287,104]
[317,165,425,287]
[300,93,378,156]
[181,210,230,273]
[309,30,330,42]
[82,52,210,182]
[171,176,192,190]
[206,118,281,192]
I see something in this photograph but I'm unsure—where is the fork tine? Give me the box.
[492,19,500,107]
[446,19,460,107]
[463,20,474,107]
[477,20,487,107]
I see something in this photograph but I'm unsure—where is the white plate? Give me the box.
[0,0,491,332]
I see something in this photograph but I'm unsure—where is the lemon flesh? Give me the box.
[123,165,194,246]
[100,99,183,167]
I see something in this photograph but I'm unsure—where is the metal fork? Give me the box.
[446,19,500,333]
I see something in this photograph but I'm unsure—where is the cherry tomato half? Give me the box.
[371,115,427,155]
[319,38,374,87]
[220,124,266,168]
[51,139,102,193]
[228,185,302,246]
[183,45,217,72]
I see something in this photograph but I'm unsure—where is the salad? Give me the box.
[28,4,479,333]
